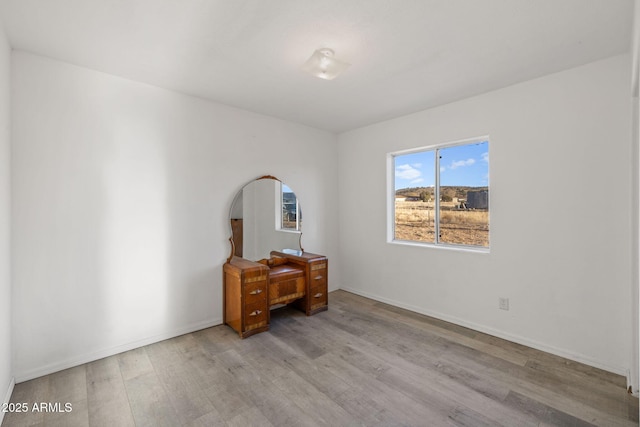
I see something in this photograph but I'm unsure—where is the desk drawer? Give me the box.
[309,266,327,288]
[244,302,268,331]
[243,281,267,305]
[270,277,305,305]
[309,285,327,310]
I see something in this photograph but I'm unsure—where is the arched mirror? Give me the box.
[223,175,328,339]
[228,175,303,261]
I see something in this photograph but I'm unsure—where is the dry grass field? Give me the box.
[395,201,489,247]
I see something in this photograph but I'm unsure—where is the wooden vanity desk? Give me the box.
[270,251,328,316]
[223,251,328,338]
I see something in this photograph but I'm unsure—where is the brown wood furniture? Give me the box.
[223,251,328,338]
[229,219,243,257]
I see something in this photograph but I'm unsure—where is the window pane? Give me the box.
[438,141,489,247]
[281,184,300,230]
[394,150,436,243]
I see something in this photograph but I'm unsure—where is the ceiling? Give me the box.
[0,0,634,133]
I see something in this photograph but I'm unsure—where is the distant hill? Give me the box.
[396,186,488,201]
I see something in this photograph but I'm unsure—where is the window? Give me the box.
[279,183,301,231]
[390,138,489,249]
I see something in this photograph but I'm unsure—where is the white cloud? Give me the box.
[411,163,422,168]
[395,164,421,180]
[481,152,489,163]
[449,158,475,169]
[410,178,424,184]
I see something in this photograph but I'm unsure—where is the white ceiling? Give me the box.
[0,0,634,133]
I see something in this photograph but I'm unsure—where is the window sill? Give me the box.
[276,228,302,234]
[388,239,490,254]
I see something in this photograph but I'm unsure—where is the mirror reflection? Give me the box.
[229,176,302,261]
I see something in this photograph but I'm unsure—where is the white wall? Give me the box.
[338,54,634,377]
[11,51,339,381]
[0,15,12,423]
[632,3,639,389]
[633,95,639,394]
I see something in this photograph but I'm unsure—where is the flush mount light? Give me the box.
[301,48,350,80]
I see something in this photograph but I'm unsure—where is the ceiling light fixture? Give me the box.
[301,48,350,80]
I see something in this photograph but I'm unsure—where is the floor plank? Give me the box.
[2,290,637,426]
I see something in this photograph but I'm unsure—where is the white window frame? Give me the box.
[387,136,490,253]
[275,181,301,233]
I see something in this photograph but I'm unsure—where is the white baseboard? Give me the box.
[1,377,15,425]
[341,286,630,380]
[15,317,222,383]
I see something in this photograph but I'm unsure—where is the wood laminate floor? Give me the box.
[2,290,638,426]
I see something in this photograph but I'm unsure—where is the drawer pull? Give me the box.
[314,275,323,280]
[314,293,323,298]
[249,289,263,295]
[249,310,262,316]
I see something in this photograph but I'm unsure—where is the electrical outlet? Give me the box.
[499,297,509,311]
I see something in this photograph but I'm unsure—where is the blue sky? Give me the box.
[394,141,489,190]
